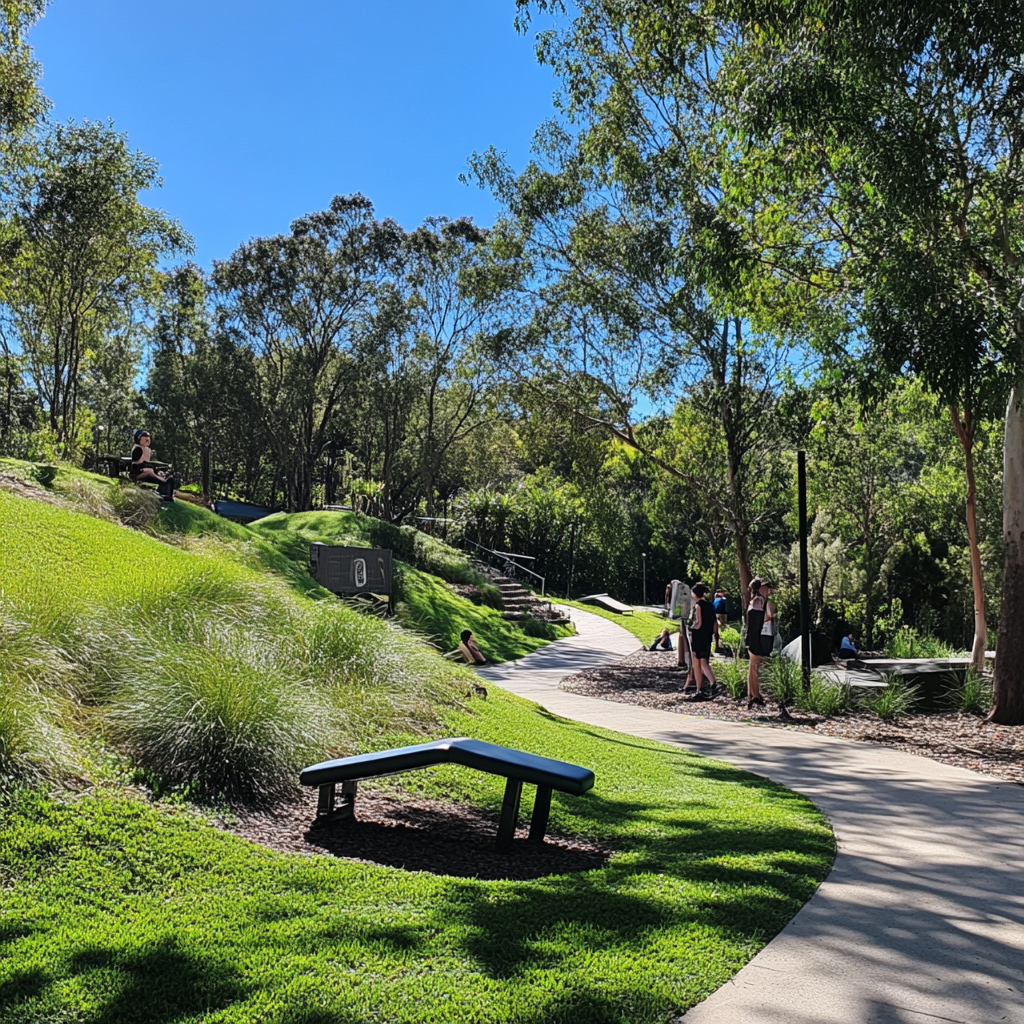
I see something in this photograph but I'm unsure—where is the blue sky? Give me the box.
[31,1,561,268]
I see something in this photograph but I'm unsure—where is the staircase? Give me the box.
[473,562,572,628]
[495,577,531,620]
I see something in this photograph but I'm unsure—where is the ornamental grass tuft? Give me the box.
[859,675,919,721]
[0,604,77,785]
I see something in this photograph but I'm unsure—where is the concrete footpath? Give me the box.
[477,607,1024,1024]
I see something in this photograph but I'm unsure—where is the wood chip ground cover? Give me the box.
[562,649,1024,785]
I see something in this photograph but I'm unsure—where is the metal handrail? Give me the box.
[464,538,546,597]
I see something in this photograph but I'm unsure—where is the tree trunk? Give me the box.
[992,387,1024,724]
[200,442,211,502]
[949,404,988,671]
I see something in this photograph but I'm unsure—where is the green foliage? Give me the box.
[762,656,802,706]
[858,677,920,721]
[886,625,956,659]
[0,691,834,1023]
[717,658,749,699]
[30,462,56,485]
[945,669,993,716]
[795,675,853,718]
[720,625,742,649]
[519,612,558,639]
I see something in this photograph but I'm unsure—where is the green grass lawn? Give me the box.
[560,600,670,646]
[0,689,834,1024]
[0,459,561,662]
[0,462,835,1021]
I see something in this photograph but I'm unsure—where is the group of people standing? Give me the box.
[663,576,778,710]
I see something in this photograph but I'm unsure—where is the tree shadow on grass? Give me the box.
[63,936,246,1024]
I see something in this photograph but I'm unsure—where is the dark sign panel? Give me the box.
[309,544,393,596]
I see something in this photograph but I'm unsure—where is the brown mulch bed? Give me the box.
[218,786,612,880]
[561,648,1024,785]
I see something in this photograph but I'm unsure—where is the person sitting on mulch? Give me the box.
[129,429,175,501]
[840,633,859,659]
[458,629,487,665]
[649,628,674,651]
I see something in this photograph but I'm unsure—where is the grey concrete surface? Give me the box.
[477,607,1024,1024]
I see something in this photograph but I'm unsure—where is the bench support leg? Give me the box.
[528,784,552,844]
[496,778,523,851]
[316,780,357,823]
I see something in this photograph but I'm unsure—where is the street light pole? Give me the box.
[642,552,647,608]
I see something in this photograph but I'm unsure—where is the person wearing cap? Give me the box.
[744,577,775,708]
[129,430,175,500]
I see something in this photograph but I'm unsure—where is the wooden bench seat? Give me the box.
[300,737,595,850]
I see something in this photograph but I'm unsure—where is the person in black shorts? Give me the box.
[689,583,718,698]
[129,430,175,500]
[745,577,775,708]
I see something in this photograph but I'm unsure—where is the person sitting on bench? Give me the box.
[459,629,487,665]
[129,429,175,500]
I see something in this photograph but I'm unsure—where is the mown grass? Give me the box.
[0,488,470,797]
[0,458,547,661]
[560,600,667,646]
[0,689,834,1024]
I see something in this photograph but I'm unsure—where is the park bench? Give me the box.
[578,593,634,614]
[299,737,595,851]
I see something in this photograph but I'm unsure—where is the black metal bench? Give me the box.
[299,737,595,851]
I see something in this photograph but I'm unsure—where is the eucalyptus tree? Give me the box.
[403,217,503,518]
[3,120,188,453]
[473,9,803,603]
[213,195,403,512]
[148,264,259,498]
[702,0,1024,717]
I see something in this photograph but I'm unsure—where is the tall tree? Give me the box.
[149,264,257,499]
[3,120,189,452]
[404,217,501,517]
[213,195,402,512]
[712,0,1024,718]
[475,7,805,604]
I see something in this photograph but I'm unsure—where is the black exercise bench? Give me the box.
[299,737,595,851]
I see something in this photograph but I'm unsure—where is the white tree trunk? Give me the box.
[992,387,1024,724]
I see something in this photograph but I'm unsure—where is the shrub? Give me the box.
[945,669,993,716]
[858,675,919,721]
[0,606,76,785]
[886,625,956,659]
[763,656,802,705]
[108,482,162,531]
[720,625,742,650]
[796,674,853,717]
[106,605,332,803]
[717,658,749,699]
[520,614,557,640]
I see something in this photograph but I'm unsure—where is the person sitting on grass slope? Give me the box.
[459,629,487,665]
[649,627,674,651]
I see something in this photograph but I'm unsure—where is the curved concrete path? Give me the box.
[477,607,1024,1024]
